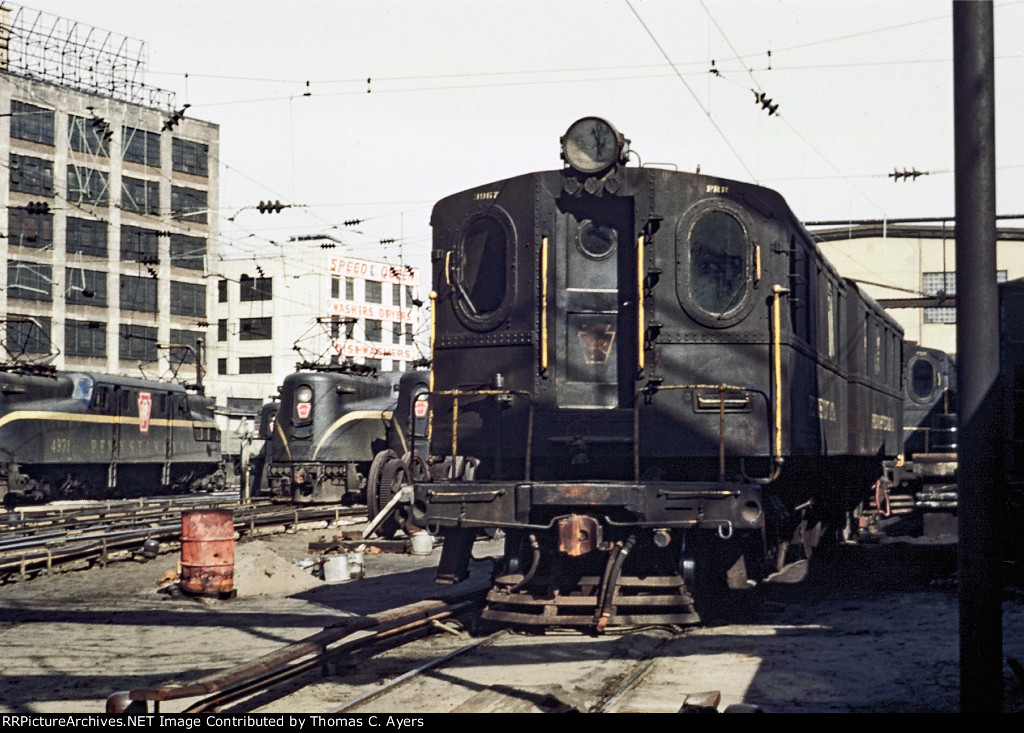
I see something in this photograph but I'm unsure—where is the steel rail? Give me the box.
[0,493,243,539]
[331,628,509,713]
[107,589,488,714]
[0,503,363,580]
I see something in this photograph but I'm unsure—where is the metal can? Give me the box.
[180,509,235,597]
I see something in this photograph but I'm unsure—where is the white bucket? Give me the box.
[322,554,350,582]
[409,532,433,555]
[347,551,364,579]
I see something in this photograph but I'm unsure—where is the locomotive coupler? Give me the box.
[556,514,603,556]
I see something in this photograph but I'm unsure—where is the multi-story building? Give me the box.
[0,6,217,387]
[207,237,425,410]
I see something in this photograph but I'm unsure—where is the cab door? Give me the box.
[88,384,118,489]
[555,197,636,409]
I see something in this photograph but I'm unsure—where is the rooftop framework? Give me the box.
[0,4,175,110]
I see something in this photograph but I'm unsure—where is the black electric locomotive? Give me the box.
[901,345,957,458]
[264,362,428,506]
[400,117,904,628]
[884,346,958,517]
[0,367,224,504]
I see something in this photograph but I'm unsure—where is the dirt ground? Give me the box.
[0,515,1022,713]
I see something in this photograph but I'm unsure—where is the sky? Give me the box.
[11,0,1024,284]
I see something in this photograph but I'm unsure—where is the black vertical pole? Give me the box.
[953,0,1002,713]
[195,338,205,396]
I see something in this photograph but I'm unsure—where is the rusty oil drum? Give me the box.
[180,509,235,597]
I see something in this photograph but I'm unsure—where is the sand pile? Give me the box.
[232,539,323,596]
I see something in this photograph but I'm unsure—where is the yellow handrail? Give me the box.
[637,235,646,371]
[540,236,549,372]
[428,290,438,445]
[772,285,789,459]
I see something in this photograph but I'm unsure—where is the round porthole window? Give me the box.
[675,200,755,329]
[575,219,618,260]
[908,356,937,403]
[449,208,516,331]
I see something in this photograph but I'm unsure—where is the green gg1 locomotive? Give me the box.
[263,362,429,510]
[0,367,224,504]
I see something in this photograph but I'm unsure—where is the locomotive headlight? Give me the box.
[295,385,314,421]
[561,117,628,175]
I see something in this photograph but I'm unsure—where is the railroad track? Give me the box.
[108,588,756,715]
[81,536,1000,714]
[0,492,242,542]
[0,496,365,582]
[321,622,730,714]
[107,589,491,714]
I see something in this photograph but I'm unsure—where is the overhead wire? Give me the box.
[134,1,1024,119]
[697,0,889,218]
[2,75,429,311]
[13,2,1002,370]
[625,0,756,181]
[0,139,429,358]
[5,72,425,258]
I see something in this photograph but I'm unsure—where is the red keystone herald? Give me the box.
[137,392,152,434]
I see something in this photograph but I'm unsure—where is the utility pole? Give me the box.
[953,0,1002,713]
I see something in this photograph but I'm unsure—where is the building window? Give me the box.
[923,270,1008,324]
[405,322,413,345]
[120,225,159,263]
[218,358,227,375]
[10,154,54,196]
[227,397,263,413]
[364,358,381,371]
[68,114,110,157]
[8,315,51,354]
[121,176,160,215]
[240,317,272,340]
[346,277,355,300]
[170,329,204,364]
[239,356,272,374]
[7,261,51,301]
[392,321,402,343]
[170,234,206,270]
[365,319,382,342]
[392,283,402,306]
[67,218,108,258]
[331,276,340,299]
[240,275,272,301]
[65,320,106,357]
[171,186,207,223]
[8,207,53,249]
[65,268,108,306]
[171,281,206,317]
[365,280,382,304]
[217,319,227,342]
[119,324,157,361]
[122,127,160,167]
[11,101,54,145]
[172,138,209,177]
[218,279,228,303]
[120,275,158,313]
[67,165,109,206]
